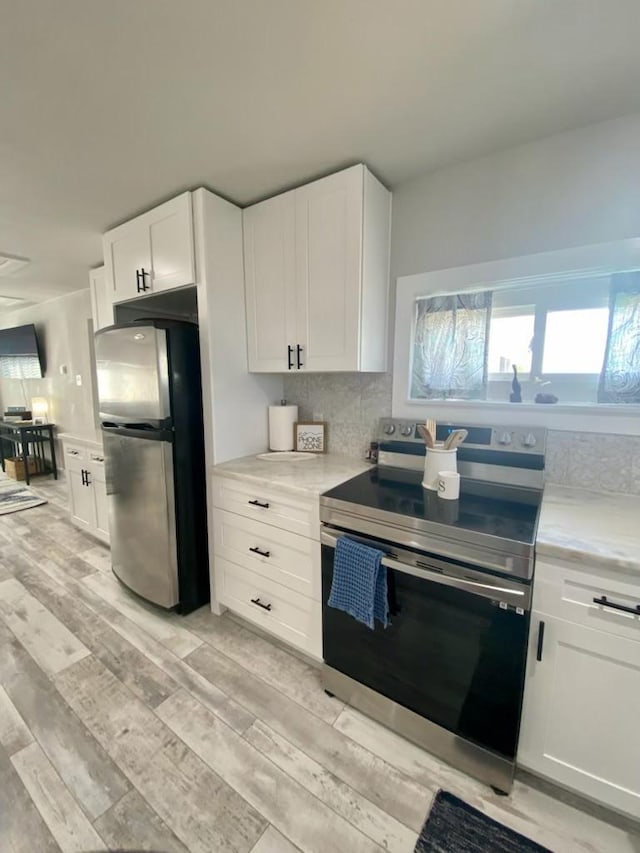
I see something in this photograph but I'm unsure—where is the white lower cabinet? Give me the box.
[68,466,96,532]
[519,560,640,818]
[89,451,109,541]
[212,475,322,658]
[62,438,110,545]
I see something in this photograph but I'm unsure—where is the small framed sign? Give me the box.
[294,421,327,453]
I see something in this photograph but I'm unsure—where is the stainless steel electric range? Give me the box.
[319,419,546,794]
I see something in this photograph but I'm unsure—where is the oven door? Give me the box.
[321,529,530,760]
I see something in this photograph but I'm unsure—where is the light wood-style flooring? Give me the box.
[0,476,638,852]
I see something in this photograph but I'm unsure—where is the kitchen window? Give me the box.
[409,273,640,406]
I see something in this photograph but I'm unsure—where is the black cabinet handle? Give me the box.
[536,620,545,662]
[249,546,271,558]
[287,345,294,370]
[140,268,150,291]
[85,471,92,486]
[136,269,142,293]
[81,469,87,486]
[248,499,270,509]
[296,344,303,369]
[250,597,272,611]
[593,595,640,616]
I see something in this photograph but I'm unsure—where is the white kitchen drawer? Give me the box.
[217,557,321,659]
[213,510,320,600]
[212,475,318,539]
[62,441,87,472]
[534,559,640,643]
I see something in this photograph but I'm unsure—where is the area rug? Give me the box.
[415,790,552,852]
[0,476,47,515]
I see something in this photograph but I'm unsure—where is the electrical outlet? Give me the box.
[313,412,324,422]
[75,374,82,386]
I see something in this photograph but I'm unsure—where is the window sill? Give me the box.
[397,398,640,435]
[406,399,640,416]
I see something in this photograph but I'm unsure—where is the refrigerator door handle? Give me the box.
[101,423,174,442]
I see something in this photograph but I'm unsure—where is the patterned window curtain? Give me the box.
[411,292,492,400]
[598,272,640,403]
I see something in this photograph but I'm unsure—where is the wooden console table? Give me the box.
[0,421,58,485]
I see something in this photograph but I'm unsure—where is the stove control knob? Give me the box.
[521,432,537,449]
[497,431,512,446]
[383,423,396,435]
[400,424,414,436]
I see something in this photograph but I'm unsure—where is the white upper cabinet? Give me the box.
[244,164,391,373]
[89,266,114,331]
[244,193,297,372]
[103,192,195,303]
[295,167,363,372]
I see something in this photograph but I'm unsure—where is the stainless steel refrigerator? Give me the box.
[95,320,209,613]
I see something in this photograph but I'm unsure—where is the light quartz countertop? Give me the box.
[537,483,640,575]
[213,457,640,573]
[212,453,371,498]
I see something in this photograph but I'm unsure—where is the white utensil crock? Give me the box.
[422,446,458,490]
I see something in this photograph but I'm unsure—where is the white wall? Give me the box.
[391,112,640,278]
[0,289,99,454]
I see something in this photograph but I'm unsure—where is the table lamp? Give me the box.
[31,397,49,424]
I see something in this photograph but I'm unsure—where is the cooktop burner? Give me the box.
[323,466,541,546]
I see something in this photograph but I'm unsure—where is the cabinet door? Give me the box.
[518,614,640,818]
[295,165,363,371]
[243,193,297,371]
[89,267,114,331]
[88,455,109,542]
[148,192,195,293]
[68,469,97,532]
[105,220,150,302]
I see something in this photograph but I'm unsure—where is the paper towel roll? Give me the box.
[268,404,298,451]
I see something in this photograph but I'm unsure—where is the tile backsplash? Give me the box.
[545,431,640,496]
[282,373,640,495]
[283,373,392,458]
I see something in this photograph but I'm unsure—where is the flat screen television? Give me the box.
[0,324,44,379]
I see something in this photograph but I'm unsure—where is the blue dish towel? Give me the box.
[328,537,389,630]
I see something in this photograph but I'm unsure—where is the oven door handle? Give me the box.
[321,531,527,603]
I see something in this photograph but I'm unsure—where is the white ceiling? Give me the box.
[2,0,640,303]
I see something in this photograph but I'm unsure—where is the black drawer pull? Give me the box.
[287,345,294,370]
[136,269,142,293]
[296,344,303,369]
[250,597,272,611]
[249,546,271,558]
[536,620,545,662]
[140,267,150,291]
[593,595,640,616]
[248,499,270,509]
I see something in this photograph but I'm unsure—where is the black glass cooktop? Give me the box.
[322,466,542,545]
